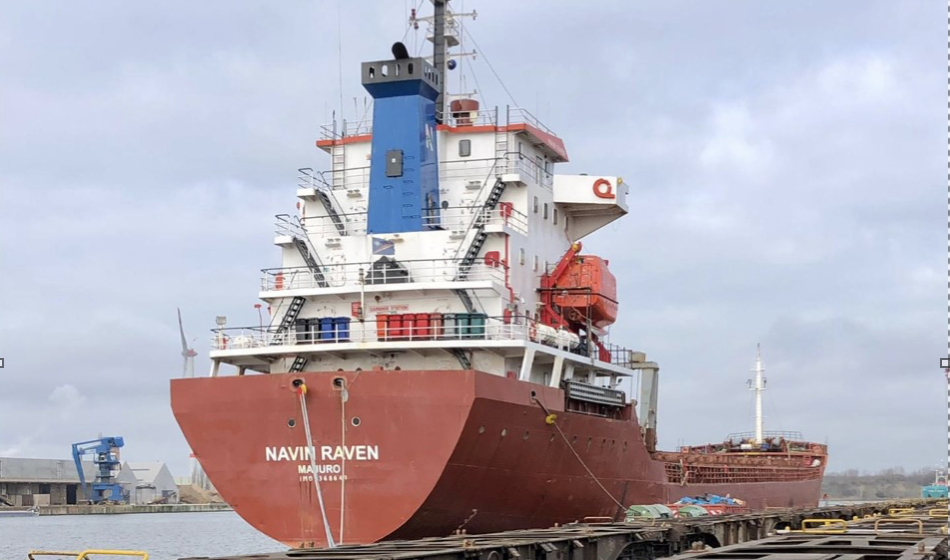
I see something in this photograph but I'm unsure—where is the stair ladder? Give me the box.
[449,348,472,370]
[291,223,329,288]
[315,187,346,236]
[300,168,347,236]
[271,296,306,346]
[289,356,309,373]
[451,178,508,314]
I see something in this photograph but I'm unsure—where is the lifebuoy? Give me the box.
[275,272,285,290]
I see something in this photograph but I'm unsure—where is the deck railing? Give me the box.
[301,153,550,196]
[212,315,532,349]
[260,256,506,292]
[212,315,643,373]
[298,205,527,238]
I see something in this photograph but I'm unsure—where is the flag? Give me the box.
[372,237,395,256]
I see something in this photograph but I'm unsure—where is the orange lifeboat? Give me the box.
[552,255,618,329]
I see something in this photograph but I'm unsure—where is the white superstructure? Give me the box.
[206,5,661,436]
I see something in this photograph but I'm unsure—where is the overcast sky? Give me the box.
[0,0,944,478]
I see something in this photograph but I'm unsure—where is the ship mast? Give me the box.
[433,0,447,123]
[748,344,767,444]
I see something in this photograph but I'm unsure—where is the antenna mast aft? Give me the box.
[749,344,767,444]
[432,0,447,123]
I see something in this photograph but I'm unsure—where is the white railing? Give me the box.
[274,213,306,238]
[301,213,368,237]
[300,152,550,196]
[261,257,506,291]
[212,317,532,349]
[211,316,641,371]
[506,107,555,137]
[299,205,527,239]
[297,167,331,190]
[319,118,374,141]
[506,152,553,190]
[425,206,528,235]
[300,207,527,236]
[317,107,552,139]
[440,108,498,128]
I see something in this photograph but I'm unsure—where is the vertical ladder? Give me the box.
[272,296,306,345]
[493,116,509,175]
[330,144,346,189]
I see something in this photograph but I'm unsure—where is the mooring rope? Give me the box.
[339,381,347,545]
[531,396,626,512]
[296,383,337,548]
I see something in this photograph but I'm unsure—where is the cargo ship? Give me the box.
[170,2,827,548]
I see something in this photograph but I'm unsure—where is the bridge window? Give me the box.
[519,248,525,265]
[458,139,471,157]
[553,208,558,225]
[533,196,539,214]
[543,203,549,220]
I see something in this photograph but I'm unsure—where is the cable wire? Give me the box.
[532,397,626,513]
[463,26,519,108]
[297,388,336,548]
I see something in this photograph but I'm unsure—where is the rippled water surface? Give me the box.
[0,511,285,560]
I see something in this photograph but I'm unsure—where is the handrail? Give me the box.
[801,518,847,534]
[210,316,638,370]
[28,551,149,560]
[299,205,528,237]
[873,517,923,534]
[317,105,555,141]
[260,257,507,291]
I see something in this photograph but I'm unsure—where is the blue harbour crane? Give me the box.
[71,436,126,504]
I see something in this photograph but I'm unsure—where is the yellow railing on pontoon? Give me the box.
[28,551,148,560]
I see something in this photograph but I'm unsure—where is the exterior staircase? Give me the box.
[451,178,507,314]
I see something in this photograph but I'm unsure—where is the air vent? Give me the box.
[563,381,625,407]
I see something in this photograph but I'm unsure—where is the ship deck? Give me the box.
[180,499,947,560]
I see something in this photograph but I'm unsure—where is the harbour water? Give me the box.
[0,511,284,560]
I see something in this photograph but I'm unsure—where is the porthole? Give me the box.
[287,418,296,428]
[478,426,486,434]
[501,428,508,437]
[351,417,361,427]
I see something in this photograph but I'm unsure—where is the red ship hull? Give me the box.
[171,370,825,548]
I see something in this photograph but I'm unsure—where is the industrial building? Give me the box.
[118,461,179,504]
[0,457,96,506]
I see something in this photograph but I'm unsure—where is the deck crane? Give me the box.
[71,436,125,504]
